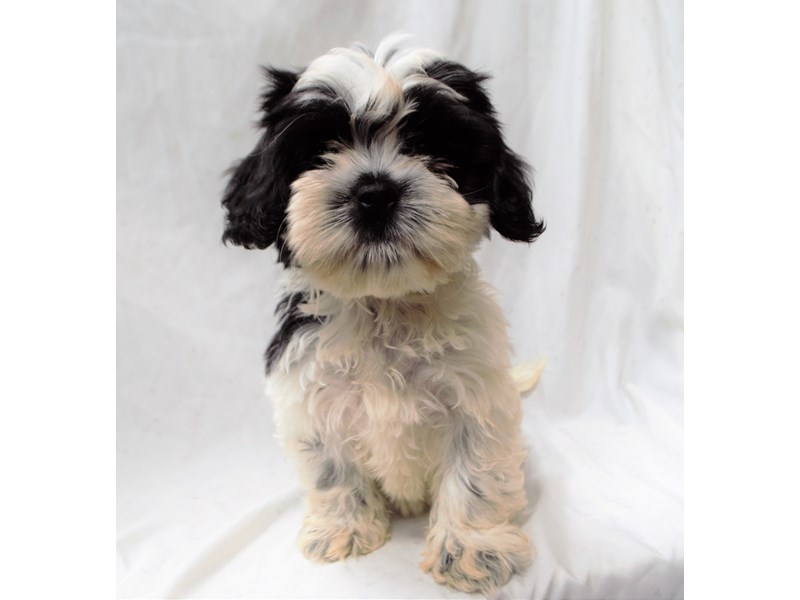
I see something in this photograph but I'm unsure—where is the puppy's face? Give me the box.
[222,41,544,298]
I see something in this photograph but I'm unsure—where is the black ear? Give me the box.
[491,147,545,242]
[423,60,545,243]
[221,67,301,257]
[259,67,301,115]
[221,143,284,250]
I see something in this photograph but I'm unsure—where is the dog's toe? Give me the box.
[299,516,390,562]
[421,524,532,594]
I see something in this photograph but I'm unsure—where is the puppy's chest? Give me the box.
[310,305,466,422]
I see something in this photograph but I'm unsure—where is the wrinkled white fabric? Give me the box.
[117,1,683,597]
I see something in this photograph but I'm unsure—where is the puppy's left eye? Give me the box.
[399,99,498,167]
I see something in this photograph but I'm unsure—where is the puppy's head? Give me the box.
[222,38,544,298]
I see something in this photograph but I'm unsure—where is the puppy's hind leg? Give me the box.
[297,445,391,562]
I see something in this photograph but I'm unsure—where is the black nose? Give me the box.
[353,175,400,215]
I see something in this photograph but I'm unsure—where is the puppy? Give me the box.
[222,37,545,594]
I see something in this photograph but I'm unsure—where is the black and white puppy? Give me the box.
[222,36,545,594]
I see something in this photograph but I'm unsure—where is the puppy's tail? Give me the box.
[510,358,546,395]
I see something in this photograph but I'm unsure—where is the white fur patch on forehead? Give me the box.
[295,36,448,115]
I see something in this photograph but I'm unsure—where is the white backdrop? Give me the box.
[117,1,683,598]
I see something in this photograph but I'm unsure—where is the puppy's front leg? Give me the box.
[421,418,532,594]
[298,449,391,562]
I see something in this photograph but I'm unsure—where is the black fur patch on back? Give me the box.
[265,292,324,374]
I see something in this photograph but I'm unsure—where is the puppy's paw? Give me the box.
[299,511,390,562]
[421,524,532,594]
[392,497,428,518]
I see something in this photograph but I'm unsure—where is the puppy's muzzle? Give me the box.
[352,173,401,238]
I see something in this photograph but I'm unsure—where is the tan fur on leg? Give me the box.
[299,483,391,562]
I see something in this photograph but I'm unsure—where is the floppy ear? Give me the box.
[221,68,301,256]
[220,143,283,250]
[423,60,545,243]
[490,147,545,243]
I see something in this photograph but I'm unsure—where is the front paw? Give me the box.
[299,511,390,562]
[421,524,532,594]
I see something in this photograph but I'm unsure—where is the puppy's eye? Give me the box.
[272,107,351,175]
[398,94,505,205]
[399,99,497,166]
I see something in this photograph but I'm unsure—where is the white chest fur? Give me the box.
[270,261,516,435]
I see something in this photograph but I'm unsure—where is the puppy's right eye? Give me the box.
[272,106,352,176]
